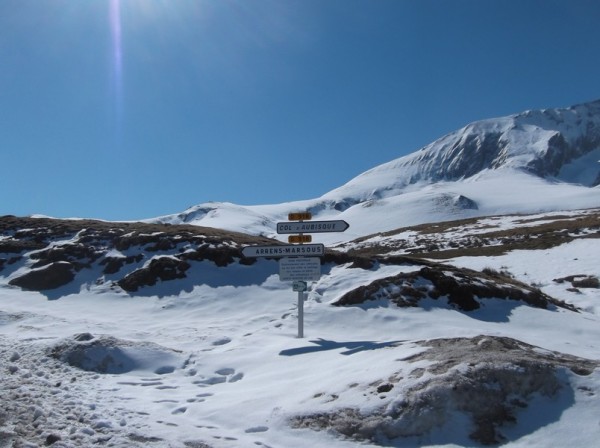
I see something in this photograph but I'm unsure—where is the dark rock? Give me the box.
[333,264,576,312]
[181,245,237,267]
[9,262,75,291]
[100,254,142,275]
[376,383,394,394]
[454,194,478,210]
[572,277,599,288]
[45,434,61,445]
[146,238,175,252]
[101,257,126,275]
[0,240,45,253]
[554,274,599,289]
[30,244,101,271]
[117,257,191,292]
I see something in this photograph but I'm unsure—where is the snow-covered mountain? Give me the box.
[326,99,600,198]
[3,101,600,448]
[152,100,600,242]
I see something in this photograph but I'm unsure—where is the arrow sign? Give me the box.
[242,243,325,258]
[276,220,350,234]
[293,281,307,292]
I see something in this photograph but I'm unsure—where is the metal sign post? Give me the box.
[298,289,304,338]
[242,212,350,338]
[293,281,307,338]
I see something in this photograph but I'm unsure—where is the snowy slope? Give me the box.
[1,211,599,448]
[149,100,600,243]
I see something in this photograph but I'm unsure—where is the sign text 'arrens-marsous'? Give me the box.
[241,243,325,258]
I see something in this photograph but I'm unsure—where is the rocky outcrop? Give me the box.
[290,335,598,446]
[333,264,577,312]
[9,262,75,291]
[117,257,191,292]
[0,216,275,296]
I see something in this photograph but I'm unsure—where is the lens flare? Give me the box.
[109,0,123,142]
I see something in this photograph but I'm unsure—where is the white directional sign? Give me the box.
[279,257,321,282]
[276,220,350,234]
[241,243,325,258]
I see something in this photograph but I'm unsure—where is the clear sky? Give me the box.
[1,0,599,221]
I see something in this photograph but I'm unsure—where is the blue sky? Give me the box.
[1,0,599,221]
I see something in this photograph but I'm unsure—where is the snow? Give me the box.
[2,223,600,446]
[145,168,600,247]
[557,147,600,185]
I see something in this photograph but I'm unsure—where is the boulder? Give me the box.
[8,262,74,291]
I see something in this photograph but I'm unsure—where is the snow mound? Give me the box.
[291,335,598,446]
[49,333,185,375]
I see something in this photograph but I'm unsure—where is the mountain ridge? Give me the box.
[326,98,600,201]
[152,100,600,241]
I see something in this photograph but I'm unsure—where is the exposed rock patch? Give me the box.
[554,274,599,289]
[333,264,576,312]
[100,254,144,275]
[0,216,276,296]
[291,335,598,446]
[30,243,103,271]
[117,257,191,292]
[338,208,600,259]
[8,262,75,291]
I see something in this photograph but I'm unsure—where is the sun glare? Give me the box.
[109,0,123,141]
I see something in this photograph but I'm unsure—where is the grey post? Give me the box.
[297,290,304,338]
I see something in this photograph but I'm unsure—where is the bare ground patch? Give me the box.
[337,208,600,259]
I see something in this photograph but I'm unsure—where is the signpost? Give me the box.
[292,281,307,292]
[241,243,324,258]
[276,220,350,234]
[242,212,350,338]
[279,257,321,282]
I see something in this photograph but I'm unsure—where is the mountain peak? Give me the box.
[326,99,600,203]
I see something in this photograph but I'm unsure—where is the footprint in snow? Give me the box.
[193,368,244,386]
[229,372,244,382]
[216,367,244,383]
[171,406,187,415]
[194,376,226,386]
[186,392,214,403]
[211,337,231,346]
[245,426,269,433]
